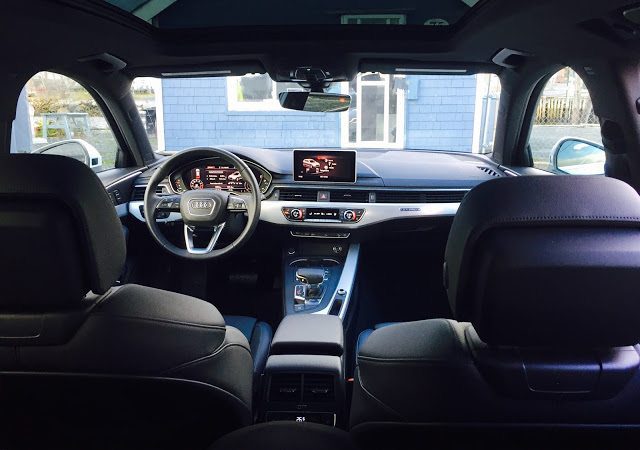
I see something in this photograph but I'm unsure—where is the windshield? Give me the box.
[132,72,500,153]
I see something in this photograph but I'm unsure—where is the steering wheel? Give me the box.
[143,147,262,259]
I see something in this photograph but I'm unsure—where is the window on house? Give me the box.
[227,74,299,111]
[10,71,119,172]
[529,67,604,175]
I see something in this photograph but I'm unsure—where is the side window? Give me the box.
[10,72,119,172]
[529,67,604,175]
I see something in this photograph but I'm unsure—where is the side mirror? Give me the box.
[550,138,605,175]
[33,139,103,172]
[279,91,351,112]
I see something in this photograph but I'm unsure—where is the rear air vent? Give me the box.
[375,190,467,203]
[131,185,167,201]
[303,375,335,403]
[477,166,502,178]
[278,189,318,202]
[329,190,369,203]
[268,374,302,402]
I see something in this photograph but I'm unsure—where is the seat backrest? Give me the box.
[0,155,253,449]
[350,175,640,449]
[0,373,251,450]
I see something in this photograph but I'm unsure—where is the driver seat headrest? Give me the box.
[0,155,126,310]
[444,175,640,348]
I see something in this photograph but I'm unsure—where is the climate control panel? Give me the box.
[281,207,365,223]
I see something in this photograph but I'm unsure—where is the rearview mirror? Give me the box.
[550,138,605,175]
[279,91,351,112]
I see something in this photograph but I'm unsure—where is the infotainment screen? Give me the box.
[293,150,357,183]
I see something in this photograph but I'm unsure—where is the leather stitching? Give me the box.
[163,342,252,374]
[356,371,404,420]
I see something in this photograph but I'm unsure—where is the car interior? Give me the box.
[4,0,640,449]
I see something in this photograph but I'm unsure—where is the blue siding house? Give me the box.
[159,74,496,152]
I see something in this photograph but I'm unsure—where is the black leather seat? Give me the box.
[0,154,269,450]
[351,175,640,450]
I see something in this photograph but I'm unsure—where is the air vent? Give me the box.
[269,374,302,402]
[278,189,318,202]
[131,185,166,201]
[477,166,502,178]
[375,190,467,203]
[303,375,335,403]
[329,190,369,203]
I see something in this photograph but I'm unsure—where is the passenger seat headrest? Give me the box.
[444,175,640,347]
[0,155,126,309]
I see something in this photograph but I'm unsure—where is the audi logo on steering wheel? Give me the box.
[188,198,215,215]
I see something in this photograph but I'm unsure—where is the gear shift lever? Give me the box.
[295,268,325,285]
[294,268,326,306]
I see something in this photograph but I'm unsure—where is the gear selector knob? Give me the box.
[295,268,325,285]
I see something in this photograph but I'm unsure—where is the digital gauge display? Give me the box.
[188,165,247,191]
[173,160,271,194]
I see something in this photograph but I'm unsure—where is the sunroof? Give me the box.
[104,0,482,29]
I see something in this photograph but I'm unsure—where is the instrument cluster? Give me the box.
[170,158,272,194]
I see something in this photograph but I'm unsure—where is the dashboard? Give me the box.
[169,158,272,194]
[128,147,509,229]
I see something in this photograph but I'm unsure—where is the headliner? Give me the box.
[104,0,482,29]
[2,0,640,81]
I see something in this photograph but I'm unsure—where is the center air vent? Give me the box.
[278,189,318,202]
[277,188,467,204]
[329,190,369,203]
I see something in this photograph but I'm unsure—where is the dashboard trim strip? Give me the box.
[130,199,460,225]
[261,201,460,228]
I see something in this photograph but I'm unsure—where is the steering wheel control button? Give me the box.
[157,195,181,211]
[228,197,248,211]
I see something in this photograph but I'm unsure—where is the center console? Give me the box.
[261,314,346,427]
[282,241,359,318]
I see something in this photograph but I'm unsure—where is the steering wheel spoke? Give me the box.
[184,223,226,254]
